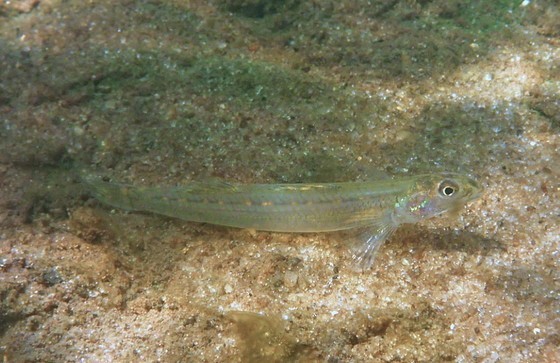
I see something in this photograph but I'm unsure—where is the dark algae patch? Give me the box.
[222,0,301,19]
[226,311,317,362]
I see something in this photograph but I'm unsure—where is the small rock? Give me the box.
[283,271,298,288]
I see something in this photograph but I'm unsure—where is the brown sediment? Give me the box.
[0,0,558,362]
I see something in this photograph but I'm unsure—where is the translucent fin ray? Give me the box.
[349,216,397,271]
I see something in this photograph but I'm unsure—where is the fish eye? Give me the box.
[438,180,459,197]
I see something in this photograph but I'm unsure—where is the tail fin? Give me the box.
[81,174,139,211]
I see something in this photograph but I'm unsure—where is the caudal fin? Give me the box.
[82,174,139,211]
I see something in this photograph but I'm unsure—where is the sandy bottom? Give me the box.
[0,0,558,362]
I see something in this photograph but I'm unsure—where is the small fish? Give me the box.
[84,173,481,269]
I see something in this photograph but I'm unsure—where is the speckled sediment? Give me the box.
[0,0,558,362]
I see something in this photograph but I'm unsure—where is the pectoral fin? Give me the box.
[349,215,397,271]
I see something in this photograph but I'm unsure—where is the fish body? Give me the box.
[85,173,481,268]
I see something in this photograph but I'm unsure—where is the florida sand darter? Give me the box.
[85,173,481,268]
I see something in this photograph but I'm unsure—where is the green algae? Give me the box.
[0,0,530,180]
[218,0,523,79]
[61,52,389,180]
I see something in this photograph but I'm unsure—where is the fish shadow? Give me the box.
[396,226,559,307]
[400,226,505,256]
